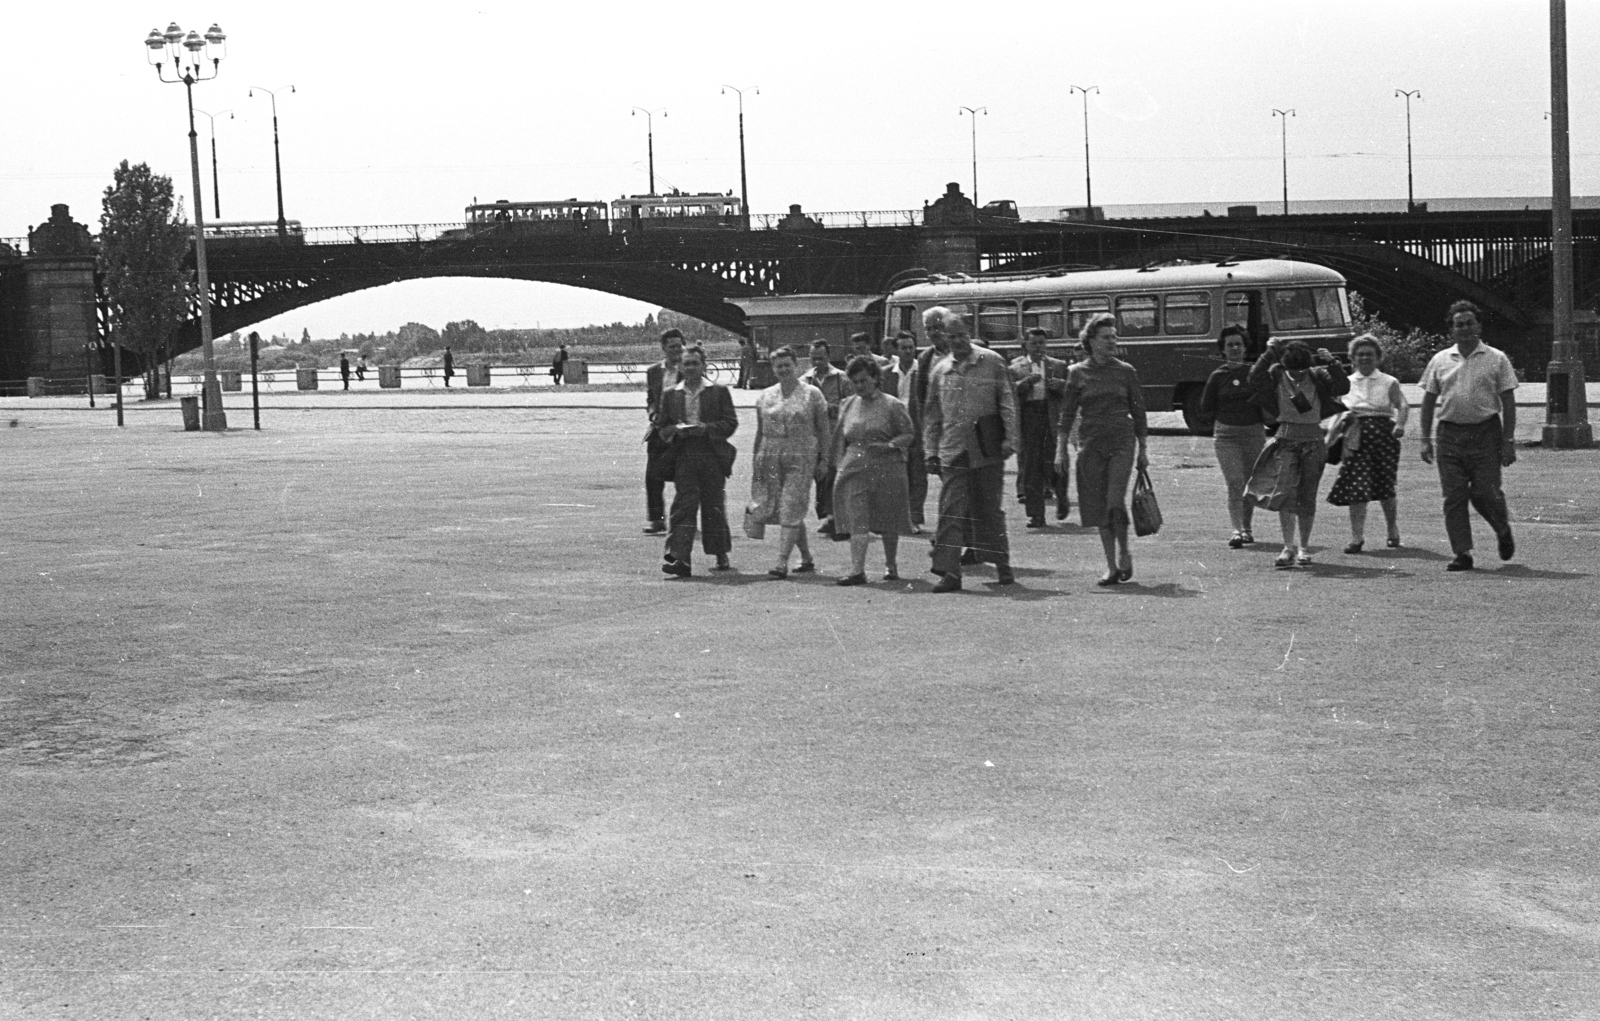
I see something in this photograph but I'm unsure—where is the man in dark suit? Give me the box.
[643,329,685,534]
[657,344,738,577]
[1009,327,1072,528]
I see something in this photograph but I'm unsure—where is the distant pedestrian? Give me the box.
[1009,327,1071,528]
[1055,314,1149,586]
[799,340,849,535]
[643,329,686,535]
[1245,338,1349,569]
[339,354,351,390]
[355,357,368,382]
[923,306,1018,592]
[830,356,917,585]
[1199,325,1266,548]
[749,346,831,578]
[443,346,454,387]
[849,331,892,373]
[551,343,569,385]
[735,337,753,389]
[657,345,738,577]
[1328,334,1408,553]
[1418,300,1519,571]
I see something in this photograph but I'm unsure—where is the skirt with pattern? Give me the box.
[1327,416,1400,506]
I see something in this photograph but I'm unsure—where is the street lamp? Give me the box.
[248,84,295,237]
[959,106,987,207]
[197,108,232,219]
[145,20,228,432]
[1272,108,1296,215]
[630,107,666,195]
[721,86,757,226]
[1069,85,1099,215]
[1394,89,1421,212]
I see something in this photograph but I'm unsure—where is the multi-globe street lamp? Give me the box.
[196,108,232,219]
[1271,108,1296,215]
[248,84,296,238]
[1394,89,1421,212]
[630,107,666,196]
[958,106,987,207]
[144,20,228,432]
[1069,85,1099,215]
[721,86,757,227]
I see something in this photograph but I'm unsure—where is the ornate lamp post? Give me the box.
[248,84,295,237]
[1272,108,1296,215]
[1069,85,1099,214]
[630,107,666,195]
[145,20,228,432]
[721,85,757,226]
[1394,89,1421,212]
[197,108,232,219]
[959,106,987,206]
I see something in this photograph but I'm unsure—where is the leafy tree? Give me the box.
[99,160,191,399]
[442,319,489,350]
[1348,291,1449,383]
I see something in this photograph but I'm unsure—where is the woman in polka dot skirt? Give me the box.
[1327,334,1409,552]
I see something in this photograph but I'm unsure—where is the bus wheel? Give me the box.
[1180,386,1211,436]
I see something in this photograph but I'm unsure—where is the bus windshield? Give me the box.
[1270,286,1349,331]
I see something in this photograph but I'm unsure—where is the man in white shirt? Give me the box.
[1418,300,1519,571]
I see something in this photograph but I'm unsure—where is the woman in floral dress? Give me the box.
[750,346,833,578]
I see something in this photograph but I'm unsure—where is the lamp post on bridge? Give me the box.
[248,84,295,238]
[1069,85,1098,215]
[630,107,665,195]
[1394,89,1421,213]
[959,106,986,207]
[197,108,232,220]
[721,86,757,227]
[1271,108,1295,215]
[1544,0,1593,447]
[145,20,228,432]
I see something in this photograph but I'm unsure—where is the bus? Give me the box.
[882,258,1355,433]
[610,190,744,232]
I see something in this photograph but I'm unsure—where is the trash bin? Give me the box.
[467,364,492,387]
[379,365,402,389]
[180,395,200,431]
[296,368,319,390]
[220,370,242,392]
[563,359,589,385]
[26,377,46,398]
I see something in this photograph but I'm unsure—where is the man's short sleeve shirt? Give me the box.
[1420,343,1518,424]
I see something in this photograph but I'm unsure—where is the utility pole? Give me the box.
[1272,109,1295,215]
[1394,90,1420,212]
[1070,85,1099,214]
[631,107,665,195]
[1543,0,1593,447]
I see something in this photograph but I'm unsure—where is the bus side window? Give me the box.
[1115,295,1160,337]
[1163,292,1211,335]
[1022,299,1064,338]
[892,304,916,336]
[977,301,1019,344]
[1067,296,1110,339]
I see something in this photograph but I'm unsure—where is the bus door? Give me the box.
[1225,289,1267,355]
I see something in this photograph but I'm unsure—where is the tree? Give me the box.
[1348,291,1448,383]
[442,319,489,351]
[99,160,191,399]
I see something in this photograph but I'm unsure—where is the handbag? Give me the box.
[742,503,766,541]
[1131,468,1163,537]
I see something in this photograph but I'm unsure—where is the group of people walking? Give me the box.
[642,297,1522,589]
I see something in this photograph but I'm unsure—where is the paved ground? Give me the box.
[3,402,1598,1020]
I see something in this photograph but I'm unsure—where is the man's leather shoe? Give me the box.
[1026,517,1046,529]
[1497,527,1515,561]
[996,567,1016,585]
[662,560,691,577]
[1055,504,1070,521]
[960,548,980,565]
[932,574,963,593]
[642,520,666,534]
[1446,554,1475,572]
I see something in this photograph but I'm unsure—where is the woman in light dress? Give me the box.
[1327,334,1408,552]
[828,356,917,585]
[749,346,833,578]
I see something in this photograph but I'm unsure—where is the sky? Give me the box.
[5,0,1596,337]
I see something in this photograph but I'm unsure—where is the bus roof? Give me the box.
[889,259,1346,302]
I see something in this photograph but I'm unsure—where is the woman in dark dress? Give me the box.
[829,357,916,585]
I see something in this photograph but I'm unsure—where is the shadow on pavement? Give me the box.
[1098,581,1202,598]
[1486,563,1590,581]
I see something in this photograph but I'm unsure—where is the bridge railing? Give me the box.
[296,223,462,245]
[1,236,27,256]
[750,209,923,230]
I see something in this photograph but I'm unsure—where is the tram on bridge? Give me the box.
[442,191,745,240]
[883,258,1355,432]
